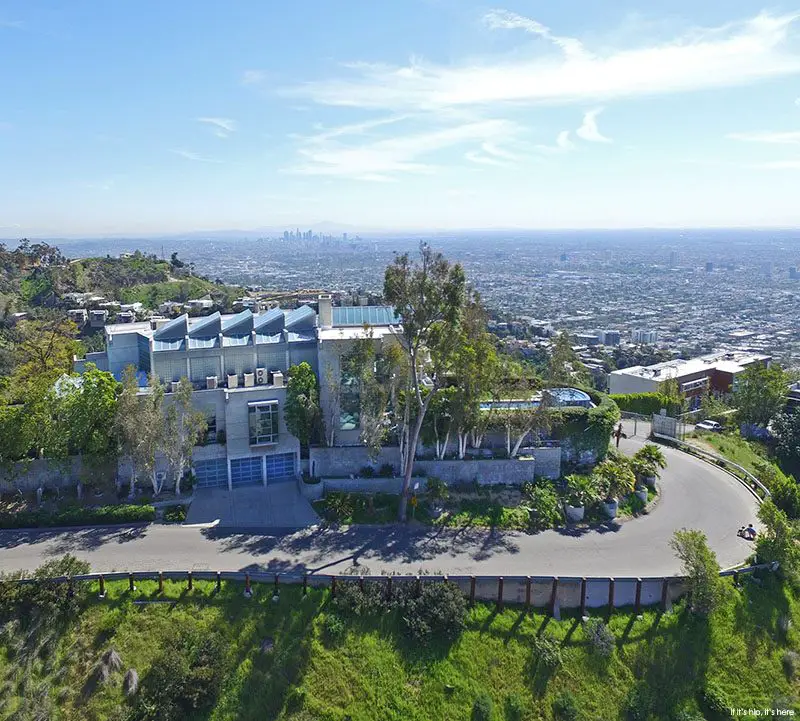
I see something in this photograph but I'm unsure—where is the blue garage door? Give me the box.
[194,458,228,488]
[265,453,295,484]
[230,457,263,487]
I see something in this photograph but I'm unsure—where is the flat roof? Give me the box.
[609,350,771,381]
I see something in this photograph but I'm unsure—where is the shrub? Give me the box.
[531,633,562,670]
[699,679,729,715]
[0,504,156,529]
[552,690,579,721]
[378,463,395,477]
[583,617,615,658]
[504,693,525,721]
[324,493,355,523]
[623,684,653,721]
[471,693,494,721]
[359,465,375,478]
[563,474,599,508]
[163,505,187,523]
[523,481,563,531]
[323,614,346,643]
[403,581,467,642]
[426,476,449,503]
[782,650,799,679]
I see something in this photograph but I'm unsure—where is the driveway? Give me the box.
[0,436,759,577]
[186,484,319,529]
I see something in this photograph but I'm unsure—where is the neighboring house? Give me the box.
[608,350,772,403]
[74,294,401,490]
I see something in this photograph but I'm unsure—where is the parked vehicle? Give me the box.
[695,419,722,432]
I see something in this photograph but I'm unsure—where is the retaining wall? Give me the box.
[0,457,84,493]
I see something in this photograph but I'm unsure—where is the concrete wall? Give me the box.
[608,371,659,396]
[309,445,561,485]
[0,457,84,492]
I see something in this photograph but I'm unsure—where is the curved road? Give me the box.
[0,430,759,577]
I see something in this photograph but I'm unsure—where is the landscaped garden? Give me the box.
[312,444,666,533]
[1,550,798,720]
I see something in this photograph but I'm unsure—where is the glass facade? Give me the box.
[339,371,360,430]
[248,401,279,445]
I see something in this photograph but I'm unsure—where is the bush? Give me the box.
[623,684,653,721]
[699,679,729,715]
[378,463,395,478]
[0,504,156,529]
[324,492,355,523]
[323,614,346,643]
[523,481,563,531]
[359,465,375,478]
[583,617,615,658]
[403,581,467,642]
[504,693,525,721]
[531,633,562,670]
[163,505,187,523]
[670,529,725,615]
[782,650,799,679]
[426,476,449,503]
[472,693,494,721]
[552,690,579,721]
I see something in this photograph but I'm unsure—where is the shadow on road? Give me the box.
[557,521,622,537]
[202,522,521,573]
[0,525,149,553]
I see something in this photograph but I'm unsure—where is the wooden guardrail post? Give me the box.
[496,577,504,610]
[660,578,669,610]
[415,575,421,598]
[549,577,559,617]
[303,574,309,597]
[580,577,587,617]
[608,578,615,610]
[469,576,476,605]
[187,571,193,591]
[158,571,164,594]
[359,575,364,593]
[634,578,642,615]
[244,573,252,598]
[98,574,106,598]
[525,576,532,608]
[128,573,135,592]
[330,576,337,598]
[215,571,221,593]
[273,574,280,600]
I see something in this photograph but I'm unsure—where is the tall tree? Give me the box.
[772,411,800,469]
[9,316,79,398]
[163,378,207,496]
[547,331,586,386]
[733,363,788,428]
[284,362,321,454]
[384,242,467,521]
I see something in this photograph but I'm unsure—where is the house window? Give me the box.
[249,401,279,445]
[203,414,217,445]
[339,371,360,430]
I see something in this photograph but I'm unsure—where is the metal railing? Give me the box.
[651,433,771,500]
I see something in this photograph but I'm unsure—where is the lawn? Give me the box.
[1,569,798,720]
[687,430,771,476]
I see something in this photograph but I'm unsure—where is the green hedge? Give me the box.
[610,392,681,416]
[0,504,156,529]
[550,390,621,461]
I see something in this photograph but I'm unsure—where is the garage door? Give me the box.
[265,453,295,484]
[230,457,263,487]
[194,458,228,488]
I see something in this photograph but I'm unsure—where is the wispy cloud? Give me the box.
[289,118,520,181]
[196,117,238,138]
[728,130,800,144]
[287,11,800,111]
[170,149,223,163]
[535,130,576,154]
[576,108,612,142]
[0,19,23,29]
[241,70,266,85]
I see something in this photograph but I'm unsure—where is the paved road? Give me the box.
[0,430,760,577]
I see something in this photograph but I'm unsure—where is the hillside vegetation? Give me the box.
[0,557,797,721]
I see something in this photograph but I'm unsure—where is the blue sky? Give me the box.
[1,1,800,235]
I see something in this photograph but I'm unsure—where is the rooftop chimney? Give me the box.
[318,294,333,329]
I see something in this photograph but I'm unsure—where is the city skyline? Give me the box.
[2,1,800,235]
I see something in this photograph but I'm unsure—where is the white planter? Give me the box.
[643,475,657,489]
[602,499,618,519]
[300,481,324,501]
[565,504,585,523]
[634,487,648,503]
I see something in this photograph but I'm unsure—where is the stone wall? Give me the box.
[309,445,561,484]
[0,457,84,493]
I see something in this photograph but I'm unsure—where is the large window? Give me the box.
[339,372,360,430]
[248,401,279,445]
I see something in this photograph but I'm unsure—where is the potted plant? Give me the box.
[426,477,449,519]
[563,474,599,523]
[632,444,667,488]
[592,459,636,519]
